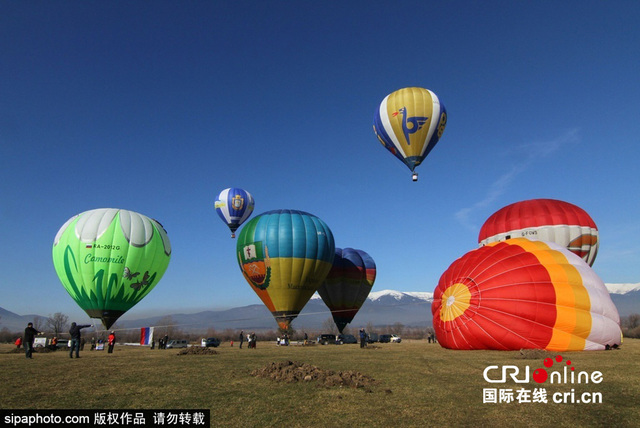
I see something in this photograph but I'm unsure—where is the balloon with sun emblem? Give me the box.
[479,198,599,266]
[214,188,255,238]
[236,209,335,330]
[431,238,621,351]
[52,208,171,329]
[373,86,447,181]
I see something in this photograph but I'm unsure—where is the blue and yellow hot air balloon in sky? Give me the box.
[214,188,255,238]
[373,87,447,181]
[236,209,335,330]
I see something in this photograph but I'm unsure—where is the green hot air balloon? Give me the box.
[52,208,171,329]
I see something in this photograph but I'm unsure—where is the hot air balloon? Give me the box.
[52,209,171,329]
[214,188,255,238]
[431,238,621,351]
[479,198,599,266]
[236,209,335,330]
[373,86,447,181]
[317,248,376,333]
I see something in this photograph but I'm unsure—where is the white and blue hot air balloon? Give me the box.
[214,188,255,238]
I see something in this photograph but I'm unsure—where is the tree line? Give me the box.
[3,312,638,343]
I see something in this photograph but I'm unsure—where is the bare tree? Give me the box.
[322,317,338,334]
[46,312,69,336]
[623,314,640,329]
[156,315,177,339]
[389,322,405,336]
[366,321,376,334]
[32,316,45,331]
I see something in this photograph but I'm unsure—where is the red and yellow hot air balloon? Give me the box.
[478,198,599,266]
[432,238,621,351]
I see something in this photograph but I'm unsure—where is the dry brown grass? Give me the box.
[2,339,639,427]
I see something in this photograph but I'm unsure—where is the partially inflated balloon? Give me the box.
[479,198,599,266]
[373,87,447,181]
[236,209,335,330]
[317,248,376,333]
[52,209,171,329]
[214,188,255,238]
[432,238,621,351]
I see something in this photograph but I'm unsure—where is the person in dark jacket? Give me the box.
[24,322,41,359]
[69,322,91,358]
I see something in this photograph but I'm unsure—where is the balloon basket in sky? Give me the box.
[52,209,172,329]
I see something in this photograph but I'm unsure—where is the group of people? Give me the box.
[276,333,289,346]
[156,335,170,349]
[238,331,257,349]
[20,321,117,359]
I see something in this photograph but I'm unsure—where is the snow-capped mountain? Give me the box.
[311,289,433,304]
[605,283,640,294]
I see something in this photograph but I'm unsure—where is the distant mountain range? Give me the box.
[2,284,639,333]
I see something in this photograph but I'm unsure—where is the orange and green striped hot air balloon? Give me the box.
[431,238,621,351]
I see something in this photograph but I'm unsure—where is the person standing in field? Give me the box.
[69,322,91,358]
[359,328,367,348]
[15,337,22,349]
[108,331,116,354]
[23,322,41,359]
[239,330,244,349]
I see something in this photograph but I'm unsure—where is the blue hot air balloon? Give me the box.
[214,188,255,238]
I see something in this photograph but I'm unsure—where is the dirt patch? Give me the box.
[176,347,218,356]
[515,348,555,360]
[251,360,376,389]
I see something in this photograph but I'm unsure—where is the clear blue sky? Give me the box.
[1,1,638,324]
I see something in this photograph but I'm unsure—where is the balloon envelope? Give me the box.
[373,87,447,178]
[317,248,376,333]
[432,238,621,351]
[236,209,335,330]
[479,198,599,266]
[214,188,255,238]
[52,208,172,329]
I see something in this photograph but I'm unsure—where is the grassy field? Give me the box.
[1,339,639,427]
